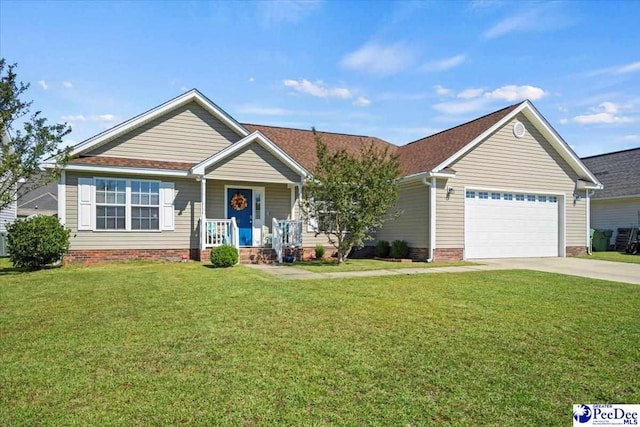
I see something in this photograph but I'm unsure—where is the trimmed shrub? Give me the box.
[390,240,409,259]
[315,244,325,259]
[7,215,70,270]
[375,240,390,258]
[210,244,238,268]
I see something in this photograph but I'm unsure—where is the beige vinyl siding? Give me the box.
[291,188,334,248]
[374,180,429,248]
[66,172,200,250]
[204,180,292,228]
[205,143,300,184]
[591,197,640,245]
[436,113,587,250]
[87,102,242,163]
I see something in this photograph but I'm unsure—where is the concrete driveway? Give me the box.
[480,257,640,285]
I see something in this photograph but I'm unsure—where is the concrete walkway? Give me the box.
[246,257,640,285]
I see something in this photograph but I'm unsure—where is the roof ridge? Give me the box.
[400,101,523,147]
[581,146,640,159]
[242,122,391,143]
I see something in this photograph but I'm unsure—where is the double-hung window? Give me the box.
[131,181,160,230]
[95,179,126,230]
[77,177,173,232]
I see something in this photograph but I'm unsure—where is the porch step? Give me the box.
[239,248,278,264]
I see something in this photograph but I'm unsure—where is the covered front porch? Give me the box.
[199,179,303,263]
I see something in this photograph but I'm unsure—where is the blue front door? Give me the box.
[228,188,253,246]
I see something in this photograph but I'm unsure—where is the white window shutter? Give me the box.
[77,178,94,230]
[160,182,175,231]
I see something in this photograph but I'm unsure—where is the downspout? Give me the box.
[586,189,592,255]
[422,176,436,262]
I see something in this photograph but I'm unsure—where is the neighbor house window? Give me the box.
[131,180,160,230]
[95,178,126,230]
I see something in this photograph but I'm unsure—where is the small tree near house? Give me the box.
[0,59,71,212]
[303,130,401,263]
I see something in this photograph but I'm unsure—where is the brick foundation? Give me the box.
[434,248,464,261]
[408,247,429,261]
[566,246,588,256]
[66,249,195,265]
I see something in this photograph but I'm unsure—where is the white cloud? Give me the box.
[61,114,87,122]
[63,81,73,88]
[570,102,634,124]
[483,3,570,39]
[457,88,484,99]
[485,85,546,101]
[259,0,321,25]
[433,84,547,114]
[37,80,48,90]
[283,79,352,99]
[92,114,118,123]
[434,85,452,96]
[353,96,371,107]
[341,42,415,76]
[616,61,640,74]
[420,54,466,72]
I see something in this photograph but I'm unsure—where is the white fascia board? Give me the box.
[192,131,309,177]
[68,89,249,157]
[399,172,428,183]
[62,164,191,178]
[431,100,603,187]
[427,171,456,179]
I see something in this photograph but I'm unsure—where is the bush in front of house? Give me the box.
[7,215,70,270]
[210,244,238,268]
[314,244,325,259]
[390,240,409,259]
[375,240,390,258]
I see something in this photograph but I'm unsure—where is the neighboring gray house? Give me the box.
[0,199,16,233]
[582,147,640,247]
[44,89,602,263]
[17,181,58,218]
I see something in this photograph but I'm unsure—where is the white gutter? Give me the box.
[422,176,436,262]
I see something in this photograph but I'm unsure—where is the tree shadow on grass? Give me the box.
[0,262,63,276]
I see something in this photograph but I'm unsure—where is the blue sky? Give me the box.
[2,0,639,156]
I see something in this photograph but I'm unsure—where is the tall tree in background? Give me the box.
[304,130,401,263]
[0,59,71,211]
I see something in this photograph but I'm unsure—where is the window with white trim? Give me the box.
[96,179,126,230]
[503,193,513,200]
[516,194,525,201]
[478,192,489,199]
[465,191,476,199]
[491,192,500,200]
[527,195,536,202]
[131,180,160,230]
[77,178,174,232]
[538,195,547,202]
[549,196,558,203]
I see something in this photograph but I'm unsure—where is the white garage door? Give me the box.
[465,190,559,259]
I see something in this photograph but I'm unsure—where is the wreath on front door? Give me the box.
[231,192,248,211]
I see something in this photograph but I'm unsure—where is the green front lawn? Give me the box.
[1,259,638,425]
[579,251,640,264]
[291,258,476,272]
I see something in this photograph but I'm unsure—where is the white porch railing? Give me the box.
[272,218,303,263]
[272,218,283,263]
[205,218,239,250]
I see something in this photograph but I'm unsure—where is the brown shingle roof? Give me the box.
[245,102,521,176]
[396,103,522,175]
[71,156,195,170]
[243,124,397,172]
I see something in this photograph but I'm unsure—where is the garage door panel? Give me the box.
[465,191,559,259]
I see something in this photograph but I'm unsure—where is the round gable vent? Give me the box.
[513,121,526,138]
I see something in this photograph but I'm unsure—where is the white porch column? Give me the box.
[289,184,295,219]
[200,176,207,251]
